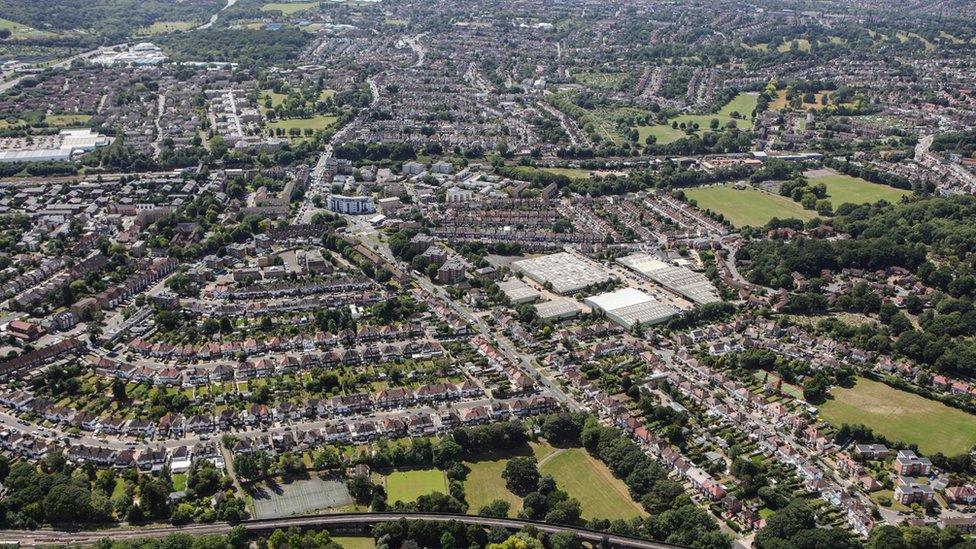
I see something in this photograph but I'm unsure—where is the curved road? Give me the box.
[0,513,684,548]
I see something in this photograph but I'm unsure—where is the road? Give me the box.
[0,513,684,548]
[198,0,239,30]
[298,73,382,223]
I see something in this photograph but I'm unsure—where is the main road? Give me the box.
[0,513,684,548]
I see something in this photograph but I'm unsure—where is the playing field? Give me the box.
[805,170,910,206]
[267,114,339,137]
[539,448,646,521]
[635,92,758,145]
[684,184,817,227]
[261,1,320,14]
[384,469,447,503]
[463,441,556,515]
[820,377,976,455]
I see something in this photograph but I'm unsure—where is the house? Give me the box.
[854,443,889,461]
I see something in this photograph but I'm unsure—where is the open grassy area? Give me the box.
[384,469,447,503]
[267,114,339,138]
[0,17,53,39]
[777,38,811,52]
[539,448,646,521]
[820,377,976,455]
[172,473,187,492]
[574,71,630,91]
[332,537,375,549]
[634,92,758,145]
[45,114,91,126]
[805,170,910,206]
[684,184,817,227]
[137,21,198,35]
[540,167,593,180]
[463,441,556,515]
[261,1,320,14]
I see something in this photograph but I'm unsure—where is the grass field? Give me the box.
[685,184,817,227]
[540,167,593,180]
[539,448,646,521]
[574,71,629,90]
[137,21,198,35]
[267,114,339,137]
[463,441,556,515]
[261,1,320,14]
[384,469,447,503]
[332,537,375,549]
[777,38,811,52]
[635,92,758,145]
[0,17,53,39]
[805,170,910,205]
[45,114,91,126]
[820,377,976,455]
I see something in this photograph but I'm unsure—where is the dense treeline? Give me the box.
[157,29,311,65]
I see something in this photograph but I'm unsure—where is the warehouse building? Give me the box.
[584,287,679,329]
[616,253,720,305]
[535,298,583,321]
[498,278,541,304]
[512,252,611,295]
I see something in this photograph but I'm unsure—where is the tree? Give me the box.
[44,483,93,523]
[478,499,511,518]
[502,457,540,495]
[111,378,127,402]
[867,525,905,549]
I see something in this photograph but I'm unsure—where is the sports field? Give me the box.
[384,469,447,503]
[267,114,339,137]
[805,170,910,205]
[539,448,646,521]
[684,184,817,227]
[261,1,320,14]
[820,377,976,455]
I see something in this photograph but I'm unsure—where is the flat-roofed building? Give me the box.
[617,253,720,305]
[584,287,679,328]
[512,252,610,295]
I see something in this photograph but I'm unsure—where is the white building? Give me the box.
[584,287,679,328]
[328,194,376,215]
[446,186,473,204]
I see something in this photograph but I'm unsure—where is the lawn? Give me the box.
[267,114,339,138]
[820,377,976,455]
[777,38,811,52]
[45,114,91,127]
[332,537,375,549]
[540,167,593,180]
[384,469,447,503]
[539,448,646,521]
[138,21,198,35]
[463,441,556,515]
[261,1,319,14]
[0,17,53,39]
[684,184,817,227]
[172,473,187,492]
[804,170,910,206]
[635,92,758,145]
